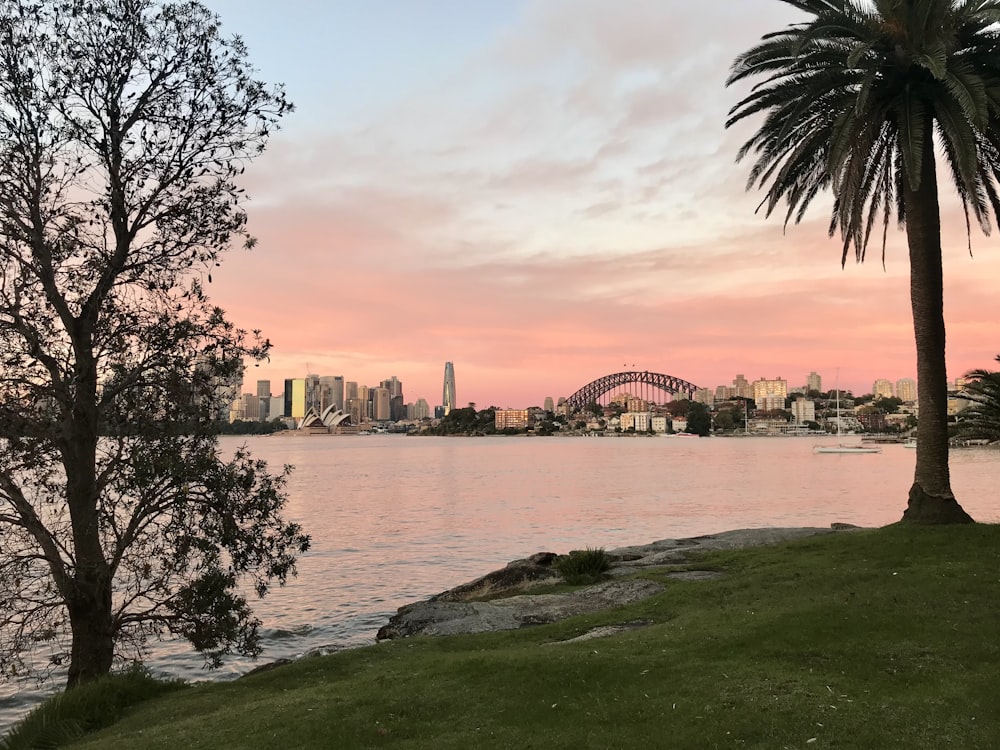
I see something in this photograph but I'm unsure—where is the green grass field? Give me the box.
[6,523,1000,749]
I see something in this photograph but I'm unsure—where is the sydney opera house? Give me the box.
[295,404,357,434]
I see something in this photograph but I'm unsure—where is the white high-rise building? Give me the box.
[896,378,917,403]
[752,377,787,409]
[408,398,430,420]
[873,378,894,399]
[268,395,285,419]
[791,397,816,424]
[807,371,822,393]
[442,361,457,416]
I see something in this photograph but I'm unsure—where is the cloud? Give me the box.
[208,0,1000,408]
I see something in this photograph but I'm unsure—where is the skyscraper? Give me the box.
[318,375,344,412]
[752,376,787,409]
[442,361,456,416]
[381,376,405,421]
[896,378,917,403]
[872,378,894,399]
[256,380,271,421]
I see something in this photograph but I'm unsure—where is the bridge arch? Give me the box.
[565,371,700,411]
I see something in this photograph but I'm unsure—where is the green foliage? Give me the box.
[957,355,1000,441]
[713,409,735,431]
[686,401,712,436]
[424,407,496,436]
[875,396,904,414]
[216,419,288,435]
[0,666,186,750]
[535,419,559,436]
[554,547,612,585]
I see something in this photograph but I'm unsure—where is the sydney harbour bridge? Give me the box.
[564,370,700,411]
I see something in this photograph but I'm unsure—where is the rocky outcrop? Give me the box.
[376,579,665,640]
[377,526,848,641]
[430,552,561,602]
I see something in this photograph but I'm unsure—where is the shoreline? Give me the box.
[373,525,858,642]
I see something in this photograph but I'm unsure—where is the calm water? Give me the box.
[3,434,999,730]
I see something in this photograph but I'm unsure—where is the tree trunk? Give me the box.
[63,329,117,686]
[901,141,973,524]
[65,571,115,688]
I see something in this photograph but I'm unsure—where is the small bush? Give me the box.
[555,547,612,585]
[0,665,187,750]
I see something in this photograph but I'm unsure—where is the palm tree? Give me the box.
[956,356,1000,441]
[724,0,1000,524]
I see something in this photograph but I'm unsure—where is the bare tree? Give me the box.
[0,0,308,688]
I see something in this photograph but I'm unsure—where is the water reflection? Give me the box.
[2,435,998,731]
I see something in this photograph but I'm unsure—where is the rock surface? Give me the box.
[377,526,847,641]
[430,551,561,602]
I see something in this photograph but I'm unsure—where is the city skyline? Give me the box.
[202,1,1000,408]
[242,364,924,414]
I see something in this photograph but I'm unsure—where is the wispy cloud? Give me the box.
[206,0,1000,406]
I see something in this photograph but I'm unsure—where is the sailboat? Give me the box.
[813,375,881,454]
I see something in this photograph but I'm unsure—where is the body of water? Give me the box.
[3,434,999,730]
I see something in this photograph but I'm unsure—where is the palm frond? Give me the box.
[956,365,1000,441]
[727,0,1000,263]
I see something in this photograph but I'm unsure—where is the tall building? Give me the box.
[791,397,816,424]
[752,376,788,409]
[373,387,391,421]
[715,385,736,400]
[381,376,405,421]
[408,398,430,420]
[242,392,260,421]
[256,380,271,421]
[317,375,344,412]
[896,378,917,403]
[290,378,306,419]
[694,388,715,405]
[544,396,554,413]
[807,371,822,393]
[268,395,285,419]
[872,378,894,399]
[358,385,371,421]
[732,374,752,399]
[442,361,456,416]
[283,378,293,420]
[382,376,403,399]
[193,354,241,422]
[346,397,364,425]
[303,374,319,413]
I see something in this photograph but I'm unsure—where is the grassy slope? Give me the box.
[51,524,1000,748]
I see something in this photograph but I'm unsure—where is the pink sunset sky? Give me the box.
[201,0,1000,409]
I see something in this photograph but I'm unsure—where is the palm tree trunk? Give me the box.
[901,144,973,524]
